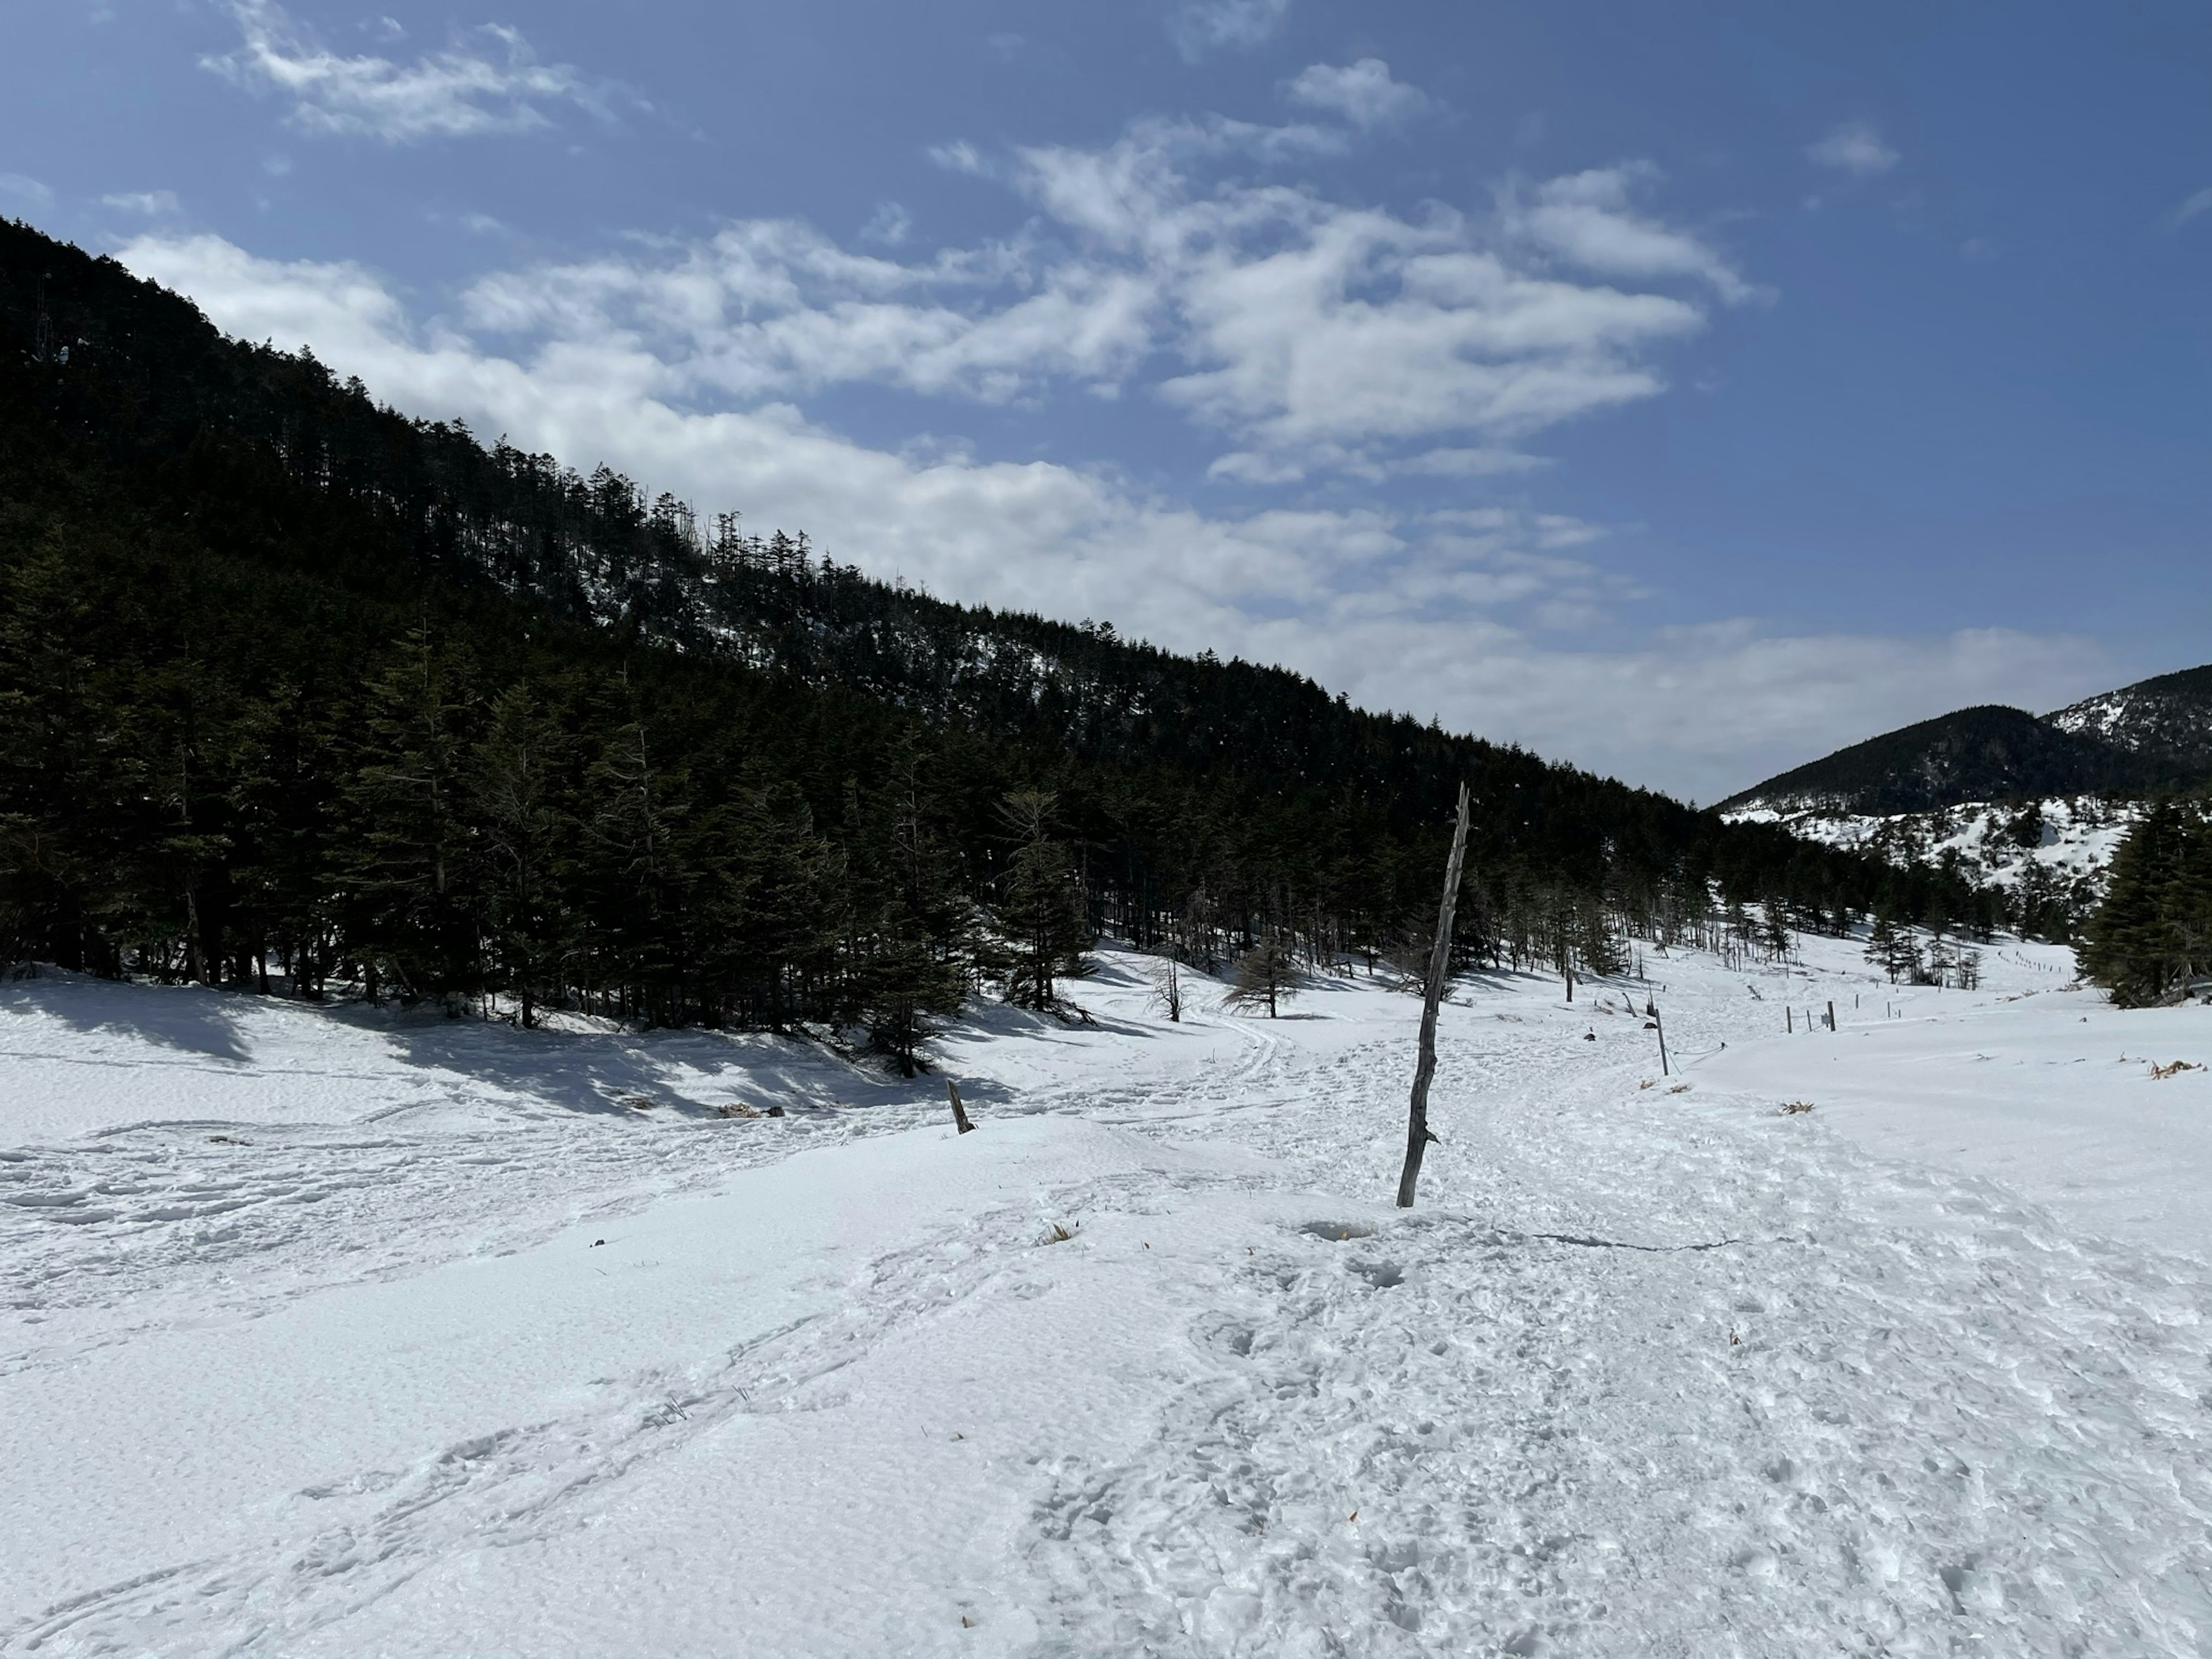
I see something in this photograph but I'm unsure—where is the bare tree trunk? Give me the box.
[1397,782,1472,1209]
[946,1078,975,1135]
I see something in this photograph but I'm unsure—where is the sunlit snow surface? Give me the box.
[5,938,2211,1655]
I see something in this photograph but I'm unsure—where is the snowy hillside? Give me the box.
[7,937,2212,1654]
[1725,794,2138,908]
[2048,662,2212,774]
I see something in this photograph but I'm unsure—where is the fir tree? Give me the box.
[2082,800,2208,1005]
[471,683,569,1027]
[339,627,481,1005]
[1863,911,1899,980]
[995,790,1090,1011]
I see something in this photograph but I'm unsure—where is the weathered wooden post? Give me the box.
[946,1077,974,1135]
[1397,782,1472,1210]
[1645,997,1669,1077]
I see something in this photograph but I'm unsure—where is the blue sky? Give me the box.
[7,0,2210,800]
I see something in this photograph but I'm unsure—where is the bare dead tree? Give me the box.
[946,1077,974,1134]
[1397,782,1471,1209]
[1149,955,1183,1022]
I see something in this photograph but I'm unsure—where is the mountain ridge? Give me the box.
[1721,668,2212,816]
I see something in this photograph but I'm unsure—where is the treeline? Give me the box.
[1,218,1997,1055]
[2080,797,2212,1006]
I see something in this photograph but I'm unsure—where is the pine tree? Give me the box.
[995,790,1090,1011]
[1863,911,1899,981]
[471,683,570,1027]
[577,707,702,1023]
[840,764,969,1073]
[2082,800,2192,1005]
[338,627,481,1005]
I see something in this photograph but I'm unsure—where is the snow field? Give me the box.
[4,937,2211,1655]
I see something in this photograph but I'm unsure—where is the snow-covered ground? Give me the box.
[1726,794,2138,904]
[6,934,2212,1656]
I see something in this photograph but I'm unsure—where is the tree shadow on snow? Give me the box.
[370,1014,954,1121]
[0,974,253,1063]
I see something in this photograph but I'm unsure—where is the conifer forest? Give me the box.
[0,220,1994,1062]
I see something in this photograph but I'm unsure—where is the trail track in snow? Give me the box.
[6,942,2212,1655]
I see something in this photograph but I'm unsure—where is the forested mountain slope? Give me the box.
[0,217,1982,1044]
[1723,663,2212,819]
[1719,706,2171,816]
[2048,664,2212,777]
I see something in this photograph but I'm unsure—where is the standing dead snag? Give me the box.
[946,1077,974,1135]
[1150,955,1183,1023]
[1397,782,1472,1209]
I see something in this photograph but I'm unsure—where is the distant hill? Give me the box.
[2047,664,2212,777]
[1721,670,2212,817]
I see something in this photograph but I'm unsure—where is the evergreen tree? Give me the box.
[2081,800,2210,1005]
[470,683,570,1027]
[995,791,1090,1011]
[840,764,969,1073]
[1863,911,1899,980]
[338,627,481,1004]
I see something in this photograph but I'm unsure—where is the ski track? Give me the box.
[6,949,2212,1654]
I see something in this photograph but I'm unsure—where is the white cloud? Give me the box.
[927,139,984,176]
[1171,0,1291,61]
[1005,121,1730,471]
[859,202,913,247]
[317,118,1730,483]
[0,173,54,207]
[203,0,623,143]
[101,190,182,215]
[1806,119,1899,178]
[1505,165,1756,303]
[2169,187,2212,230]
[1284,59,1427,130]
[112,230,2111,800]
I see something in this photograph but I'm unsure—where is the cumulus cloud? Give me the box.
[1283,59,1427,130]
[1806,119,1899,177]
[112,229,2109,800]
[202,0,624,143]
[1171,0,1291,61]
